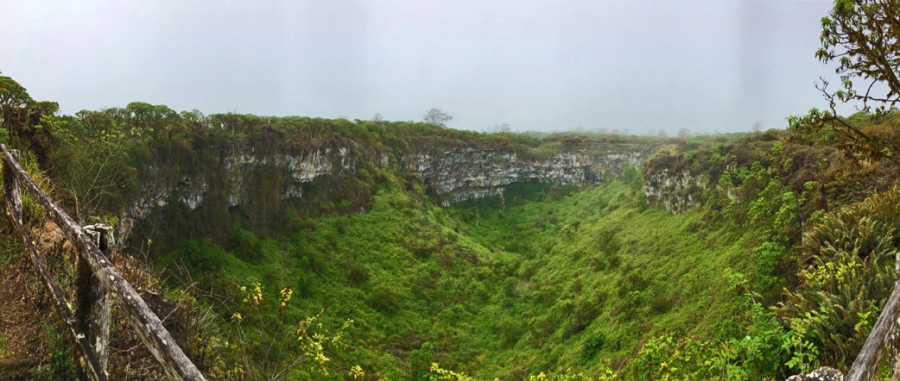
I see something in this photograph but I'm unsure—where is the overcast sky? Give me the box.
[1,0,837,134]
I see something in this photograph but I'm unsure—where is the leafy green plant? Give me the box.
[782,317,820,373]
[212,281,360,380]
[411,342,436,381]
[28,323,76,380]
[776,187,900,368]
[579,332,606,364]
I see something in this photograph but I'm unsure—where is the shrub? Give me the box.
[776,187,900,367]
[649,290,674,314]
[563,298,600,339]
[579,331,606,364]
[368,284,402,312]
[410,342,435,381]
[494,317,525,348]
[346,262,370,286]
[232,228,264,263]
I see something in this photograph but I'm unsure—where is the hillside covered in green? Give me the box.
[5,67,900,380]
[159,173,766,380]
[146,124,900,380]
[4,2,900,377]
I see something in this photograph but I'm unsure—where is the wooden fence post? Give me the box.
[1,146,107,381]
[893,320,900,381]
[0,145,204,380]
[3,149,21,224]
[892,256,900,381]
[77,224,113,378]
[846,279,900,381]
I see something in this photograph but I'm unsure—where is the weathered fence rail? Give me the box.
[786,268,900,381]
[1,144,206,381]
[843,276,900,381]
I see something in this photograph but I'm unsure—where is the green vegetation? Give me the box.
[130,106,900,380]
[149,131,900,380]
[4,2,900,378]
[4,69,900,379]
[157,173,764,379]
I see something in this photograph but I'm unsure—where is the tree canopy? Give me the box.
[789,0,900,161]
[422,108,452,127]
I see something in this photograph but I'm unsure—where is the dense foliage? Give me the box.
[4,1,900,375]
[6,68,900,379]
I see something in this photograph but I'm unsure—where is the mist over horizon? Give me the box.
[2,0,839,134]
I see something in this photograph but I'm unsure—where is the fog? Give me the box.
[1,0,836,134]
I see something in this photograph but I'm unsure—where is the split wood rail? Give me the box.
[1,144,206,381]
[844,277,900,381]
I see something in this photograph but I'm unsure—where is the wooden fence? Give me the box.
[1,144,206,381]
[843,277,900,381]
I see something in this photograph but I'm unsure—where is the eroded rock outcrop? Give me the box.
[126,146,354,225]
[121,140,652,238]
[641,168,707,214]
[785,367,843,381]
[400,148,645,206]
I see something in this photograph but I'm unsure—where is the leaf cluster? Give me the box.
[775,187,900,368]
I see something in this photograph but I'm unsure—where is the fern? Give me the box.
[775,187,900,367]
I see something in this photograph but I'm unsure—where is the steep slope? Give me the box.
[153,165,767,379]
[122,130,653,258]
[146,124,900,380]
[7,74,900,379]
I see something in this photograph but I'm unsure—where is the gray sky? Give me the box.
[1,0,837,134]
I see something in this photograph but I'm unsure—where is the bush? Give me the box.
[776,187,900,367]
[368,284,402,312]
[495,316,525,348]
[410,342,435,381]
[232,228,264,263]
[179,239,231,273]
[579,331,606,364]
[649,290,674,314]
[346,262,370,286]
[619,291,645,318]
[563,298,600,339]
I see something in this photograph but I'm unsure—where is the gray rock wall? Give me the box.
[122,143,651,235]
[641,168,706,214]
[400,148,645,205]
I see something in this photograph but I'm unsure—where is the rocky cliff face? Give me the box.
[126,146,354,225]
[121,141,652,238]
[400,148,646,206]
[641,168,706,214]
